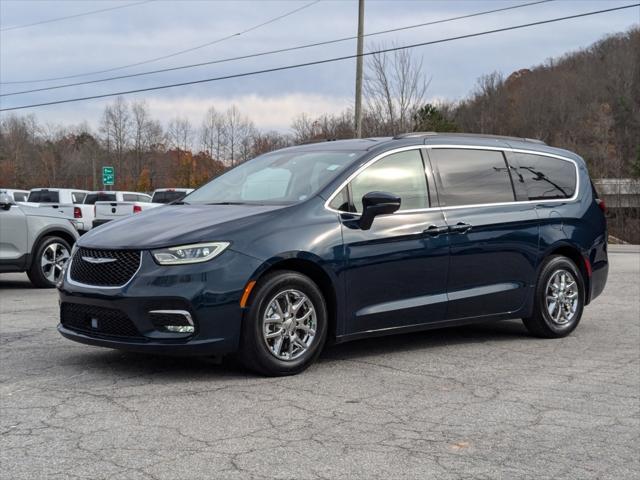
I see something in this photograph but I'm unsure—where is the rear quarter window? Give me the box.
[509,152,577,200]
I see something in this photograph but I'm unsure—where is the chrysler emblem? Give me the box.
[82,256,117,264]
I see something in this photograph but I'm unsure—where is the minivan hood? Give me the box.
[79,204,286,250]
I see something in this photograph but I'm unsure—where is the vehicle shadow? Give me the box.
[62,320,532,380]
[0,276,33,289]
[319,319,530,363]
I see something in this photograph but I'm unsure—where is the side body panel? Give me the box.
[442,204,539,319]
[0,205,28,269]
[340,209,450,334]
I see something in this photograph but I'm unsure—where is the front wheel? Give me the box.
[239,271,327,376]
[523,255,585,338]
[27,236,72,288]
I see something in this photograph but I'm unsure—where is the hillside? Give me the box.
[450,28,639,180]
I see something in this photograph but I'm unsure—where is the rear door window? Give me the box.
[429,149,515,206]
[509,152,577,200]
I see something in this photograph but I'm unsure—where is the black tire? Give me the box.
[523,255,585,338]
[27,236,72,288]
[239,270,328,376]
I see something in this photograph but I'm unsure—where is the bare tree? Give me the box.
[167,117,193,151]
[100,96,131,176]
[291,110,354,143]
[200,106,227,161]
[131,101,152,180]
[0,114,40,187]
[364,44,430,135]
[224,105,254,166]
[252,131,292,156]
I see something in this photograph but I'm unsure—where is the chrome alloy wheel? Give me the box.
[41,242,70,284]
[545,269,579,326]
[262,289,317,361]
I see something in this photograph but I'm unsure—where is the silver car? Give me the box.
[0,192,79,287]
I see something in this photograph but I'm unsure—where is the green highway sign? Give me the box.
[102,166,114,186]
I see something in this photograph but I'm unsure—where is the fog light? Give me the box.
[148,309,195,335]
[165,325,195,333]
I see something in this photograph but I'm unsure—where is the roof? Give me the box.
[282,133,583,163]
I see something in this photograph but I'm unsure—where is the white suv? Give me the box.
[0,193,79,287]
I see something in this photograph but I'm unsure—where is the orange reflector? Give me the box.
[240,281,256,308]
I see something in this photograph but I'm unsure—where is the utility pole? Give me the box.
[354,0,365,138]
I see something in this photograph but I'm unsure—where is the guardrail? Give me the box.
[593,178,640,208]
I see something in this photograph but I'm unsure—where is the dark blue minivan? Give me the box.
[58,133,608,375]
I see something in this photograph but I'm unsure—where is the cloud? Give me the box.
[5,92,352,136]
[146,92,351,132]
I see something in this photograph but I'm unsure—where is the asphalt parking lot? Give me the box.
[1,249,638,480]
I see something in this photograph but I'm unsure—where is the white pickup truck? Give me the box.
[75,191,151,233]
[21,188,89,230]
[92,188,193,228]
[0,188,30,203]
[92,191,153,228]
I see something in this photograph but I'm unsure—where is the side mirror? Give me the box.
[359,191,401,230]
[0,193,14,211]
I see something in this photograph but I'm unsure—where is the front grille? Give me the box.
[70,248,140,287]
[61,303,143,339]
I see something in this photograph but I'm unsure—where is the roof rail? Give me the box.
[392,131,546,145]
[393,132,438,139]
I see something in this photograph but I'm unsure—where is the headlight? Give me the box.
[151,242,230,265]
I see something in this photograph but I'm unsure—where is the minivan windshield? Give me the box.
[185,149,361,205]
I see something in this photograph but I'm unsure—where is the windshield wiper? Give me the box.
[171,201,189,205]
[206,201,248,205]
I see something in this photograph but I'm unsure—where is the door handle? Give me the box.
[450,222,472,234]
[423,224,449,236]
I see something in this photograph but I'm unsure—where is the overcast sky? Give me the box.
[1,0,638,133]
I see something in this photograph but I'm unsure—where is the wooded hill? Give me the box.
[448,27,639,181]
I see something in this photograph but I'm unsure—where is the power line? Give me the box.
[1,3,637,113]
[0,0,322,85]
[0,0,154,32]
[1,0,554,98]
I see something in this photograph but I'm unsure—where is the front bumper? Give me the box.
[58,249,262,356]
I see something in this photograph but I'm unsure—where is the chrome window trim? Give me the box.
[66,251,143,289]
[323,144,580,215]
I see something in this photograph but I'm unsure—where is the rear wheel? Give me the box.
[239,271,327,376]
[27,236,71,288]
[523,255,585,338]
